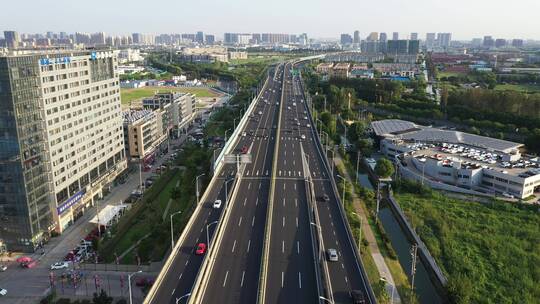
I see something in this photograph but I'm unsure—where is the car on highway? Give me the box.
[195,243,207,255]
[327,248,338,262]
[287,106,291,110]
[240,146,248,154]
[0,265,6,272]
[242,131,246,137]
[303,116,308,120]
[51,262,70,270]
[292,102,296,106]
[351,290,366,304]
[0,288,6,296]
[318,194,330,202]
[307,124,311,128]
[301,134,306,140]
[213,199,222,209]
[258,111,262,115]
[297,122,301,126]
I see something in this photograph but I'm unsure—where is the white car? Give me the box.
[502,192,514,199]
[0,288,6,296]
[242,131,246,137]
[213,199,222,209]
[327,248,338,262]
[0,265,6,272]
[292,102,296,106]
[50,262,70,270]
[307,124,311,128]
[301,134,306,140]
[258,111,262,115]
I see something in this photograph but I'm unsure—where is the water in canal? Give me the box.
[378,207,444,304]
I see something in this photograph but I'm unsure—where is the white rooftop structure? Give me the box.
[372,119,523,154]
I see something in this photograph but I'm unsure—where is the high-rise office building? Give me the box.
[512,39,524,47]
[299,33,308,46]
[0,50,127,252]
[90,32,106,45]
[196,31,204,43]
[3,31,20,48]
[205,35,215,45]
[408,40,420,54]
[483,36,494,47]
[379,32,387,42]
[387,40,409,54]
[251,33,261,44]
[410,33,418,40]
[392,32,399,40]
[495,39,507,48]
[340,34,353,45]
[353,30,361,44]
[437,33,452,48]
[425,33,436,49]
[132,33,143,44]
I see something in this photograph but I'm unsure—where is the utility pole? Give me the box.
[356,152,361,185]
[410,243,418,304]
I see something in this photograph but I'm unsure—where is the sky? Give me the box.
[1,0,540,40]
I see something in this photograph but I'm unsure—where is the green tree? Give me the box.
[447,274,474,304]
[375,158,394,178]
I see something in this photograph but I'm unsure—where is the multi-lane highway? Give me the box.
[146,60,375,304]
[146,65,284,304]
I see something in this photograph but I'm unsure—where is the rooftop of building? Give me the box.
[406,142,540,177]
[372,119,523,153]
[122,109,155,125]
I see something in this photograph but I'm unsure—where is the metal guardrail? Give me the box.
[299,69,378,303]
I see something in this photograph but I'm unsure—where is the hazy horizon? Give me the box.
[1,0,540,40]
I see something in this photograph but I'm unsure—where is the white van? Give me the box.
[213,199,222,209]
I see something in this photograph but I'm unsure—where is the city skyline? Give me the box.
[1,0,540,40]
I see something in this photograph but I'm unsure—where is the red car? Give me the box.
[195,243,207,255]
[240,146,248,154]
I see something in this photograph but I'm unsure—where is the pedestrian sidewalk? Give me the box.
[334,155,402,303]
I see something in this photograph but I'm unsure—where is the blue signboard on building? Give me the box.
[39,57,72,66]
[57,189,86,215]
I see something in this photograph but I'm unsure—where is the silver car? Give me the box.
[327,248,338,262]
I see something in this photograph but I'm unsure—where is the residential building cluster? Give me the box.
[372,120,540,200]
[316,61,421,81]
[223,32,309,46]
[178,46,248,63]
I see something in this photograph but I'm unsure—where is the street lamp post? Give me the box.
[128,270,142,304]
[319,296,334,304]
[196,173,206,204]
[337,175,347,205]
[206,221,219,249]
[224,128,232,142]
[224,177,234,208]
[310,222,323,261]
[176,292,191,304]
[327,148,335,174]
[170,211,182,250]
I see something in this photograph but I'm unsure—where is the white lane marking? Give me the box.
[248,182,251,190]
[247,240,251,252]
[223,271,229,287]
[252,216,255,226]
[281,272,284,288]
[333,230,336,236]
[185,260,189,266]
[256,170,259,176]
[256,198,259,206]
[295,199,298,207]
[331,222,334,227]
[238,217,243,227]
[298,272,302,289]
[282,240,285,253]
[345,276,348,284]
[283,198,285,207]
[244,198,247,206]
[297,241,300,254]
[293,160,295,166]
[284,159,287,166]
[296,217,298,227]
[294,184,296,190]
[341,263,345,269]
[171,288,175,295]
[282,216,285,227]
[259,183,262,189]
[179,273,183,279]
[232,240,237,252]
[240,271,246,287]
